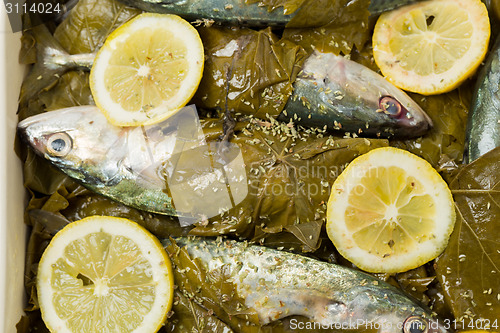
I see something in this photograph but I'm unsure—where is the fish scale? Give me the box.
[117,0,296,27]
[167,236,451,332]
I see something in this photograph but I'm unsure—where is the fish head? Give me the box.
[311,52,433,137]
[372,91,433,138]
[376,308,450,333]
[334,283,451,333]
[17,106,125,183]
[341,58,433,137]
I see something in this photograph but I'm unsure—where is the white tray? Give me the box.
[0,9,27,333]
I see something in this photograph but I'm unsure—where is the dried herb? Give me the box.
[190,118,389,251]
[194,27,307,119]
[247,0,371,54]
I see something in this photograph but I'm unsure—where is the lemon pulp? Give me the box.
[389,3,472,76]
[346,166,436,257]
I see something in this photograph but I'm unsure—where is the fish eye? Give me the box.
[403,316,428,333]
[379,96,402,117]
[46,132,72,157]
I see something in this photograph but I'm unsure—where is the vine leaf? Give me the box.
[435,147,500,326]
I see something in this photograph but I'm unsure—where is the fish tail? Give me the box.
[19,24,73,107]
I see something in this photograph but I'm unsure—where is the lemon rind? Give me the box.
[90,13,204,126]
[326,147,456,273]
[37,216,174,333]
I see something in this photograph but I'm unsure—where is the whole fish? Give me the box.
[167,236,449,333]
[21,25,432,138]
[465,34,500,163]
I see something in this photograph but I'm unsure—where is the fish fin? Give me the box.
[19,24,72,107]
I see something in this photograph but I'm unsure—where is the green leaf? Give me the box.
[22,149,70,196]
[434,147,500,326]
[53,0,140,54]
[165,240,261,332]
[283,0,371,54]
[194,27,308,119]
[38,71,94,111]
[164,291,235,333]
[395,86,472,169]
[246,0,371,54]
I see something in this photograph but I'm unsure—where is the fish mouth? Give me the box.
[395,114,433,138]
[17,117,36,146]
[17,121,46,155]
[390,103,434,138]
[17,114,56,155]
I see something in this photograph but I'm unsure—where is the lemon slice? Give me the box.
[372,0,490,95]
[37,216,174,333]
[326,147,455,273]
[90,13,204,126]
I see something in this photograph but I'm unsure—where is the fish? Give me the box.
[18,105,177,215]
[17,105,250,226]
[116,0,424,26]
[21,25,433,139]
[279,51,433,138]
[166,236,450,333]
[464,34,500,163]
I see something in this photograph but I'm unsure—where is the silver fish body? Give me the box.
[118,0,296,27]
[280,52,433,137]
[168,236,449,333]
[17,105,250,224]
[117,0,425,25]
[465,35,500,163]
